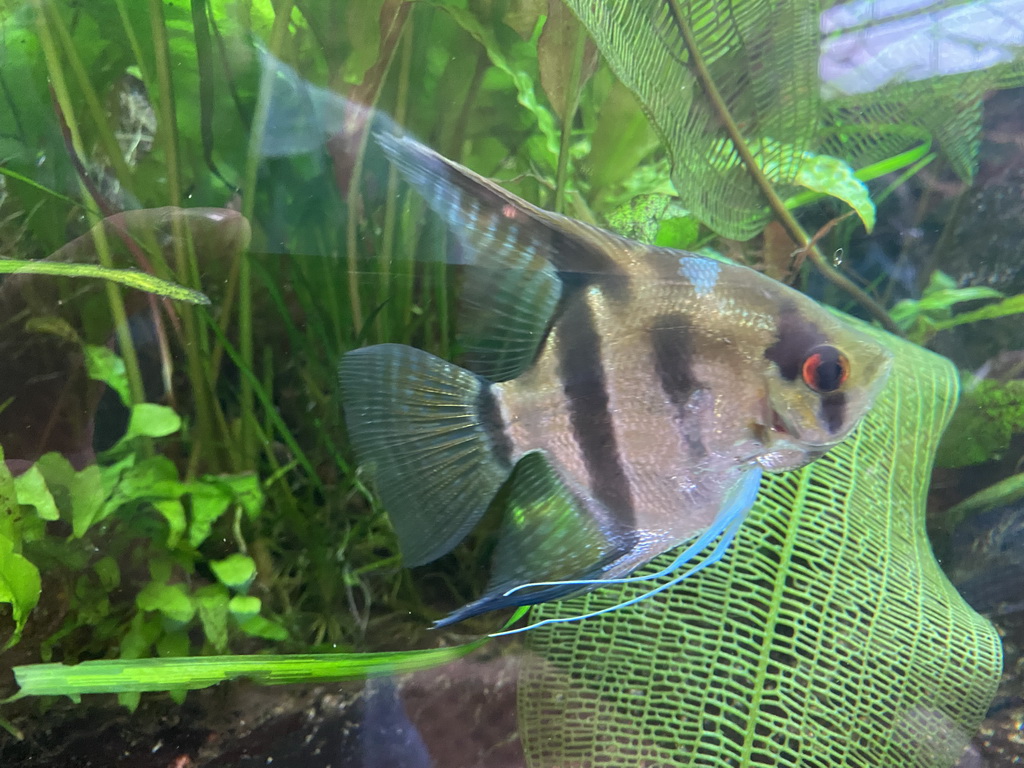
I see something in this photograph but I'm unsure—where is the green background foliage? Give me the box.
[0,2,1018,762]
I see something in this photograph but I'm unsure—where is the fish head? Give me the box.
[757,298,893,471]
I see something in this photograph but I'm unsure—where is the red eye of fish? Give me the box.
[801,346,849,393]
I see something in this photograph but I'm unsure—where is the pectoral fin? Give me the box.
[489,464,764,636]
[434,451,631,627]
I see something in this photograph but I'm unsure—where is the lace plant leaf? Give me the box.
[520,325,1002,768]
[819,0,1024,181]
[563,0,821,240]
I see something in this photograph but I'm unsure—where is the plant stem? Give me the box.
[34,1,147,407]
[553,23,587,214]
[236,0,295,468]
[666,0,898,334]
[378,24,414,343]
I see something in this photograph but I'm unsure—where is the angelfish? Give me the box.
[340,128,893,632]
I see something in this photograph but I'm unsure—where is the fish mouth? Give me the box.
[769,408,789,435]
[766,407,836,451]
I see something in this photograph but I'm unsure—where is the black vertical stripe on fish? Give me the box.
[650,313,706,457]
[549,231,630,302]
[764,302,828,381]
[477,384,514,466]
[555,296,635,526]
[820,392,847,434]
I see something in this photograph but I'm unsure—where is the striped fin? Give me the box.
[458,263,561,381]
[373,130,629,277]
[339,344,513,566]
[375,130,564,380]
[434,451,630,628]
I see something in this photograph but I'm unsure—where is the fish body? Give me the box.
[340,127,892,627]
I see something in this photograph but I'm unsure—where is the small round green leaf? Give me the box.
[210,554,257,591]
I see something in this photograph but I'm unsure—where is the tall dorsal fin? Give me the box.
[374,130,628,380]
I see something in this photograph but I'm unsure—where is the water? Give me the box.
[0,1,1021,766]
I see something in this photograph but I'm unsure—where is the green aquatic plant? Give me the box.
[0,259,209,305]
[520,326,1002,767]
[891,270,1024,346]
[0,5,1012,755]
[566,0,1024,233]
[0,346,282,709]
[561,0,1024,327]
[936,375,1024,469]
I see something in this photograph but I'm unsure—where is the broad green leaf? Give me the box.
[193,584,230,653]
[537,0,598,121]
[0,450,16,543]
[95,457,186,534]
[200,472,264,521]
[187,483,232,548]
[122,404,182,442]
[13,465,59,521]
[136,582,195,625]
[341,0,387,86]
[0,533,42,651]
[118,614,162,677]
[587,79,662,199]
[209,554,256,591]
[152,499,187,548]
[23,316,81,345]
[84,345,131,406]
[793,151,875,232]
[237,615,289,641]
[118,691,141,712]
[156,630,190,659]
[148,558,173,587]
[72,455,133,537]
[228,595,261,621]
[94,556,120,591]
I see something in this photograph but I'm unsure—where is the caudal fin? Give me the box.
[339,344,513,566]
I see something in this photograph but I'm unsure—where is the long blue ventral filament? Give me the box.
[489,466,764,637]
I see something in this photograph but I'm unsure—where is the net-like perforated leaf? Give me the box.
[519,327,1002,767]
[567,0,1024,239]
[564,0,820,240]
